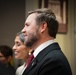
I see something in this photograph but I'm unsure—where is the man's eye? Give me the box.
[25,23,29,26]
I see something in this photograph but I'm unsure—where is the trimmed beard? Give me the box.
[24,27,39,48]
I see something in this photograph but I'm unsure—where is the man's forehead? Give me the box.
[27,13,37,19]
[25,13,37,23]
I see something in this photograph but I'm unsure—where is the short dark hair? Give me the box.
[0,45,13,58]
[28,8,59,38]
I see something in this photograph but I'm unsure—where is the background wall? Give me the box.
[0,0,25,68]
[0,0,25,47]
[74,0,76,74]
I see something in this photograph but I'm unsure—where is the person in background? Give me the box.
[0,45,15,75]
[13,32,33,75]
[21,8,72,75]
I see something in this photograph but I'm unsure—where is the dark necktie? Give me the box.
[27,54,34,68]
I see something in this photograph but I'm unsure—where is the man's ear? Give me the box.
[40,22,47,33]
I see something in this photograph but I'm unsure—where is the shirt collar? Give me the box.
[33,40,54,57]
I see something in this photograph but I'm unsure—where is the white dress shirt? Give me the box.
[33,40,54,58]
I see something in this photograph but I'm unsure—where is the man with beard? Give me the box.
[21,8,72,75]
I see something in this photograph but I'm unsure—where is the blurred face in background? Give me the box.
[0,52,8,64]
[13,36,30,61]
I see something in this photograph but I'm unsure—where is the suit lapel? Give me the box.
[22,43,61,75]
[22,57,37,75]
[35,42,61,62]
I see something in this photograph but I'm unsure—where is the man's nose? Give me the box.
[21,27,26,33]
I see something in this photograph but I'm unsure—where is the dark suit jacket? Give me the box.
[22,43,72,75]
[0,62,15,75]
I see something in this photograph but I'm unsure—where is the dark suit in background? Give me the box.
[0,45,15,75]
[0,62,15,75]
